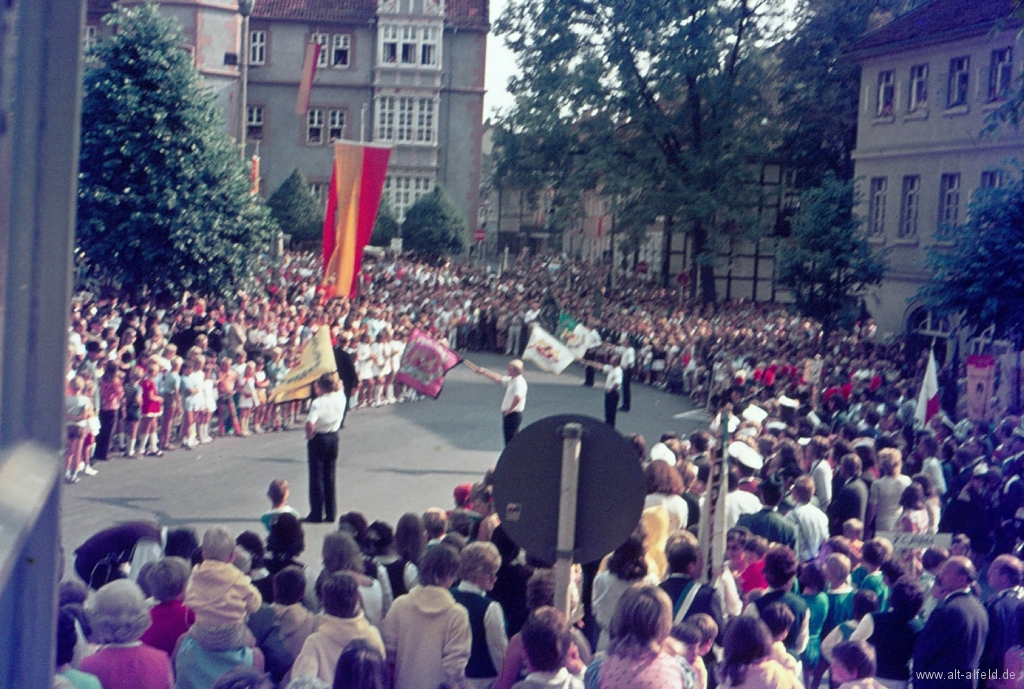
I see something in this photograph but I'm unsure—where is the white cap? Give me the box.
[729,441,764,470]
[743,405,768,424]
[778,396,799,409]
[649,442,677,466]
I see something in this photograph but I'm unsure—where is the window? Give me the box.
[876,70,895,116]
[401,26,417,64]
[909,64,928,111]
[380,26,398,64]
[332,34,350,68]
[328,109,346,142]
[246,106,264,141]
[376,96,436,144]
[948,57,970,107]
[396,97,415,142]
[312,33,329,68]
[306,109,324,145]
[421,27,439,66]
[376,97,395,141]
[384,175,434,220]
[981,170,1004,189]
[869,177,887,235]
[380,24,440,67]
[310,182,329,208]
[415,97,435,142]
[990,48,1013,101]
[83,25,97,52]
[938,173,961,237]
[250,30,266,65]
[899,176,919,238]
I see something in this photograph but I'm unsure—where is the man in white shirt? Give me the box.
[785,475,830,561]
[618,337,636,413]
[602,356,623,427]
[472,359,527,445]
[304,373,347,523]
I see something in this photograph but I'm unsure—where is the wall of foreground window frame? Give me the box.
[0,1,82,688]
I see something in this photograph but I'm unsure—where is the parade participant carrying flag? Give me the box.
[321,141,391,298]
[269,328,337,404]
[915,349,940,427]
[395,327,462,399]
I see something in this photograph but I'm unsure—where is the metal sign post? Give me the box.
[554,423,582,617]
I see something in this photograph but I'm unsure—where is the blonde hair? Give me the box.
[458,541,501,584]
[825,553,852,586]
[878,448,902,477]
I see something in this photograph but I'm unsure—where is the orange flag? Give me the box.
[295,42,321,115]
[321,142,391,298]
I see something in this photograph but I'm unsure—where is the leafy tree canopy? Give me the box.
[919,164,1024,343]
[777,174,887,340]
[76,2,277,299]
[267,169,323,245]
[493,0,778,301]
[401,187,466,260]
[369,195,400,248]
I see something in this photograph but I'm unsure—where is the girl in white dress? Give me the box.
[356,333,375,408]
[376,331,395,404]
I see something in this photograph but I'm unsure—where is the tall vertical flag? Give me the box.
[915,350,940,427]
[295,42,321,114]
[321,142,391,298]
[249,154,260,195]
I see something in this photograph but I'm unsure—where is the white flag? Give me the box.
[523,325,576,374]
[563,323,599,359]
[915,350,940,427]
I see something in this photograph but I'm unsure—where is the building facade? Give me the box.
[86,0,487,229]
[847,0,1024,337]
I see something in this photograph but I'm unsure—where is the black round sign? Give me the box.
[491,414,646,566]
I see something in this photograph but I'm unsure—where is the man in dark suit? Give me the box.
[738,478,798,550]
[332,337,360,425]
[913,556,989,689]
[981,555,1024,687]
[827,454,868,536]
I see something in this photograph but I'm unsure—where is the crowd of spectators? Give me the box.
[58,249,1024,689]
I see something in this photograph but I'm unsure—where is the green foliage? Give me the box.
[777,174,887,339]
[401,187,466,260]
[775,0,927,187]
[493,0,776,301]
[76,3,277,298]
[919,164,1024,343]
[369,195,400,247]
[267,169,323,245]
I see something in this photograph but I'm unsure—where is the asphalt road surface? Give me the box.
[60,352,710,577]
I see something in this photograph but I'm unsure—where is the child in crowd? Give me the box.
[261,479,301,531]
[451,541,509,688]
[271,566,317,659]
[423,507,448,548]
[799,561,829,689]
[831,640,886,689]
[139,556,196,656]
[821,589,879,667]
[291,571,385,684]
[671,613,718,689]
[738,536,769,597]
[762,602,801,678]
[843,520,864,565]
[511,607,584,689]
[184,526,262,651]
[852,539,892,611]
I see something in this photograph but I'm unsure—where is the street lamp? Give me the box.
[238,0,255,160]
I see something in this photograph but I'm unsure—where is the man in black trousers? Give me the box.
[304,373,346,523]
[333,337,360,426]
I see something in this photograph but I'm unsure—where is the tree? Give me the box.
[76,3,276,298]
[777,174,887,344]
[493,0,777,302]
[401,187,466,260]
[369,196,400,247]
[267,169,323,246]
[918,164,1024,344]
[775,0,926,188]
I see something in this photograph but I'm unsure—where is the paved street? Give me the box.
[60,352,709,576]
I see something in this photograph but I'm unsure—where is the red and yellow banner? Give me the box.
[321,142,391,298]
[295,42,321,115]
